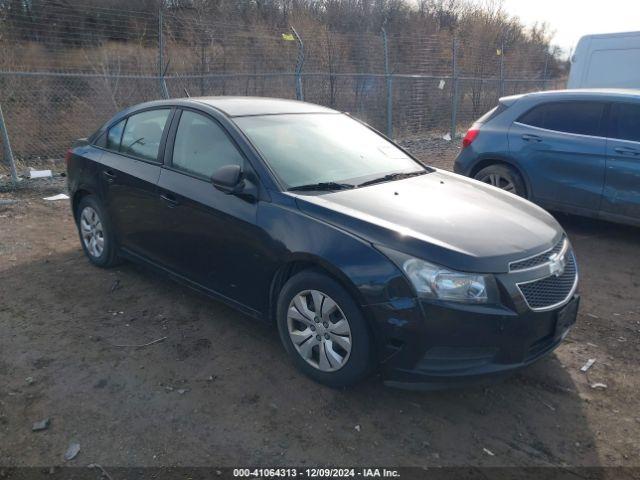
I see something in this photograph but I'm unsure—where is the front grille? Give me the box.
[510,236,565,271]
[517,251,577,310]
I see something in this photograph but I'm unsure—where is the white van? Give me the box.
[568,31,640,89]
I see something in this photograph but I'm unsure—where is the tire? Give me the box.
[276,270,373,388]
[76,195,120,268]
[474,164,527,197]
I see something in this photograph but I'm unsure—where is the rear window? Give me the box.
[106,119,126,151]
[610,103,640,143]
[476,103,508,124]
[120,109,171,162]
[518,101,605,136]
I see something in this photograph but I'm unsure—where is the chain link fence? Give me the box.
[0,3,565,180]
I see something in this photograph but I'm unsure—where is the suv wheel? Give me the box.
[276,270,372,388]
[76,195,120,268]
[474,164,526,197]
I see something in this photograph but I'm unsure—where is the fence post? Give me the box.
[381,25,393,138]
[0,104,19,185]
[0,103,19,185]
[542,52,549,91]
[450,35,459,140]
[158,9,169,99]
[499,37,505,97]
[291,27,304,101]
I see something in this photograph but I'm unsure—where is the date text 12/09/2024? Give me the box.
[232,468,400,478]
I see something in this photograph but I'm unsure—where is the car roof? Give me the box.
[91,96,341,142]
[192,96,338,116]
[503,88,640,103]
[577,31,640,41]
[117,96,338,120]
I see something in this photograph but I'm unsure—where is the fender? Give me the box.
[67,146,104,220]
[258,197,414,311]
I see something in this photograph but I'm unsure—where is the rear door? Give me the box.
[509,100,607,210]
[97,108,173,257]
[602,102,640,220]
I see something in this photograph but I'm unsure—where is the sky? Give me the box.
[500,0,640,56]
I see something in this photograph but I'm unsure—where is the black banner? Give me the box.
[1,467,639,480]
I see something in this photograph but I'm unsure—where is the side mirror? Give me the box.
[211,164,244,194]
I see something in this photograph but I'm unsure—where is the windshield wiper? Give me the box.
[357,170,427,188]
[288,182,355,192]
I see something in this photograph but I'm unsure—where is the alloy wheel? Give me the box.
[80,206,105,258]
[286,289,352,372]
[478,172,516,193]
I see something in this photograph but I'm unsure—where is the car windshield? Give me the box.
[234,113,426,189]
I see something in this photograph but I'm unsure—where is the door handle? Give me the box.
[614,146,640,156]
[102,170,116,183]
[521,134,543,142]
[160,193,179,208]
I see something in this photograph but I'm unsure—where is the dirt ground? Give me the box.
[1,150,639,469]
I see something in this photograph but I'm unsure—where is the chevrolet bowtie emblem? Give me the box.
[548,252,566,277]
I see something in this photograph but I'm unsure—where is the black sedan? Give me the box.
[66,97,579,389]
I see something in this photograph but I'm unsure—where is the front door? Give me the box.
[155,109,268,311]
[602,102,640,220]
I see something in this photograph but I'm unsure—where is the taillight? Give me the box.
[462,128,480,148]
[65,148,73,167]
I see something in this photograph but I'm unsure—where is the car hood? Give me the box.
[291,170,563,273]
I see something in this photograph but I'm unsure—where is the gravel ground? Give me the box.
[0,147,639,469]
[399,136,463,169]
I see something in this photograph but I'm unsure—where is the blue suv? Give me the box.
[454,89,640,227]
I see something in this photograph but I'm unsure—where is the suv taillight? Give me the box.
[462,128,479,149]
[65,148,73,167]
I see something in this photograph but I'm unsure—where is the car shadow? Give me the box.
[0,248,600,468]
[553,211,640,240]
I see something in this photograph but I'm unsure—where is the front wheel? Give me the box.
[76,195,120,268]
[276,270,373,388]
[474,164,527,197]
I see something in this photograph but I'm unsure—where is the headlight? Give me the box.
[378,247,495,304]
[402,258,488,303]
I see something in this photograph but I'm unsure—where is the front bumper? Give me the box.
[367,294,579,390]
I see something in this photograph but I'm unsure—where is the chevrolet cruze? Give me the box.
[66,97,579,389]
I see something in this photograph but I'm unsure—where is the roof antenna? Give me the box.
[183,88,191,98]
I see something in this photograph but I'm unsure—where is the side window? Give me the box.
[106,119,126,151]
[610,103,640,143]
[120,109,171,162]
[518,101,605,137]
[171,110,244,179]
[517,104,547,128]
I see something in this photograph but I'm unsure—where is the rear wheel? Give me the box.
[474,164,527,197]
[276,270,372,388]
[76,195,120,268]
